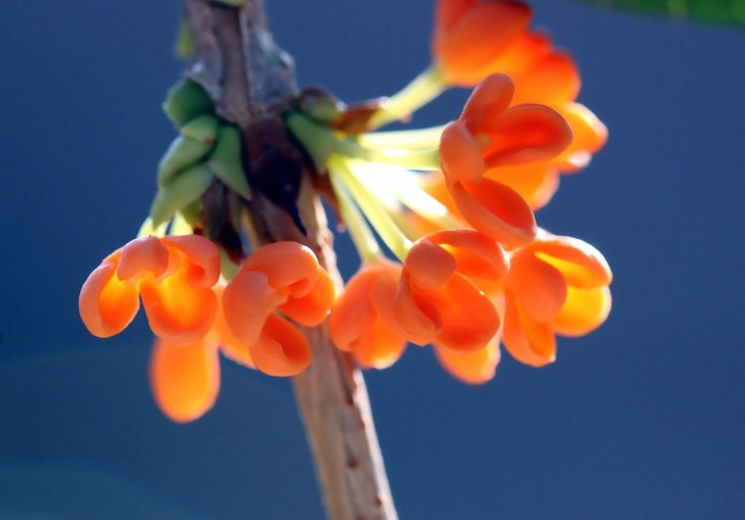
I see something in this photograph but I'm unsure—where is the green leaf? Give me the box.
[578,0,745,27]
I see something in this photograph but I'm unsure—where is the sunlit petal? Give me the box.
[79,255,140,338]
[149,337,220,423]
[507,251,567,322]
[551,286,611,337]
[501,296,556,367]
[250,314,311,377]
[433,339,500,384]
[222,270,283,346]
[449,178,536,249]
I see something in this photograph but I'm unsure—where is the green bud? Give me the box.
[285,111,335,172]
[150,164,214,227]
[181,114,219,145]
[179,200,203,226]
[296,87,345,124]
[205,124,251,200]
[162,79,212,129]
[158,134,213,187]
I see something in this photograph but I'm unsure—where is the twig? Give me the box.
[180,1,398,518]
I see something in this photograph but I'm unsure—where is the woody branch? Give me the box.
[179,1,398,519]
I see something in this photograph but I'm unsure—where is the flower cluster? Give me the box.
[80,236,334,421]
[288,0,612,383]
[79,0,612,421]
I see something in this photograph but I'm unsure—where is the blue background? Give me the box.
[1,1,744,518]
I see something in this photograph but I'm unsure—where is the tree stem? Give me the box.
[180,1,397,518]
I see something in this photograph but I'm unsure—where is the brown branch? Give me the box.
[180,1,398,518]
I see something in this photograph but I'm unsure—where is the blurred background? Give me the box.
[1,0,744,518]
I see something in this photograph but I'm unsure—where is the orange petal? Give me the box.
[140,267,218,346]
[507,250,567,322]
[213,284,254,368]
[222,270,283,347]
[460,73,514,134]
[435,1,532,86]
[241,242,320,298]
[471,31,552,87]
[440,121,486,184]
[429,274,499,352]
[330,268,378,352]
[433,339,500,384]
[250,313,311,377]
[433,0,476,52]
[280,267,336,326]
[394,270,443,342]
[501,295,556,367]
[350,316,408,370]
[161,234,221,288]
[555,103,608,172]
[448,178,536,249]
[425,229,509,283]
[369,262,431,346]
[117,236,169,282]
[394,270,442,344]
[484,163,559,210]
[481,104,572,167]
[405,238,456,291]
[512,51,580,106]
[79,254,140,338]
[531,236,612,288]
[149,337,220,423]
[551,285,611,337]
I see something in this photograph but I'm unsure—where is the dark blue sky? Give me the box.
[1,1,744,519]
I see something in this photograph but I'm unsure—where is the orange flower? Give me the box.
[81,238,336,420]
[149,335,221,423]
[222,241,336,377]
[439,73,571,247]
[433,339,500,385]
[330,260,408,369]
[432,0,532,86]
[79,235,221,345]
[429,0,608,209]
[147,280,260,423]
[394,229,507,352]
[500,233,612,367]
[484,50,608,208]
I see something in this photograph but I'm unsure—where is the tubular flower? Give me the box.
[432,0,532,86]
[438,73,571,248]
[500,233,612,367]
[147,279,261,423]
[79,235,335,420]
[149,335,221,423]
[79,234,221,345]
[222,241,336,377]
[485,49,608,208]
[394,229,508,352]
[427,1,607,209]
[330,260,408,369]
